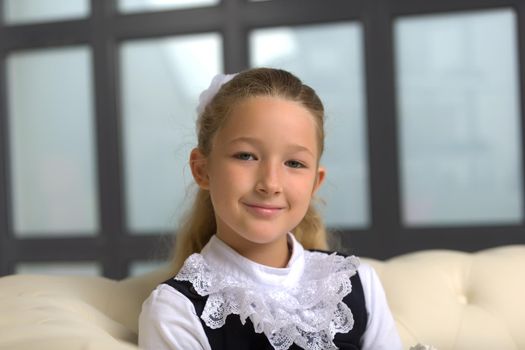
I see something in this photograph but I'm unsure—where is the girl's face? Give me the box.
[191,96,325,250]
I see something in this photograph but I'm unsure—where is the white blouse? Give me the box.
[138,234,403,350]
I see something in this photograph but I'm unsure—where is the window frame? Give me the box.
[0,0,523,278]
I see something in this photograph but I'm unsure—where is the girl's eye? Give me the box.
[234,152,256,161]
[285,160,306,169]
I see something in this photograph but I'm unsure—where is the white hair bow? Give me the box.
[196,73,237,116]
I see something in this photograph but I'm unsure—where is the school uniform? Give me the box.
[138,234,402,350]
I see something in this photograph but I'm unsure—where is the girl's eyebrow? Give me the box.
[229,136,315,157]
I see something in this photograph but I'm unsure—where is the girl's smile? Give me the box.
[190,95,325,266]
[241,201,285,219]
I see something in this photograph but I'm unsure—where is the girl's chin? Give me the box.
[223,228,288,245]
[240,231,290,245]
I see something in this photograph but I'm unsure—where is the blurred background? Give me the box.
[0,0,523,279]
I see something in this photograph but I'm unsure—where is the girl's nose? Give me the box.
[255,161,283,195]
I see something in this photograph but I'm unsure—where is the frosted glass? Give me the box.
[15,262,101,276]
[129,260,167,276]
[118,0,218,13]
[120,33,222,233]
[7,46,99,236]
[250,23,369,228]
[395,9,523,226]
[4,0,89,25]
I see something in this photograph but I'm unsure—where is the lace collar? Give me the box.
[175,234,360,350]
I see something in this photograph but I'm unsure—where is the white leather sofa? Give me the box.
[0,245,524,350]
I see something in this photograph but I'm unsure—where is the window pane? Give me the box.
[120,34,222,233]
[250,23,369,228]
[129,260,167,277]
[395,9,523,226]
[3,0,89,25]
[15,262,101,276]
[118,0,218,13]
[7,46,99,237]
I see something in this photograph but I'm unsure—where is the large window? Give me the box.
[7,46,99,236]
[0,0,523,278]
[396,9,523,227]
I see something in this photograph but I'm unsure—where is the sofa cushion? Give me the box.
[363,245,525,350]
[0,274,139,350]
[0,246,524,350]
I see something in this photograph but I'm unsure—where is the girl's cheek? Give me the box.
[288,176,314,194]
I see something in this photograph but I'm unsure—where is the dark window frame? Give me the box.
[0,0,523,278]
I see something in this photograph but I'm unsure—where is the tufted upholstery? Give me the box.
[363,245,525,350]
[0,245,523,350]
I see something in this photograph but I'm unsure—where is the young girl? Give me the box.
[138,68,403,350]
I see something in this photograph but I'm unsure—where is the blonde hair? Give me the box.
[171,68,328,272]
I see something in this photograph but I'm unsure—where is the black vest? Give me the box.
[163,252,367,350]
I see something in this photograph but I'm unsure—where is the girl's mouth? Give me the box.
[242,202,284,218]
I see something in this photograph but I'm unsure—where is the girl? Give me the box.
[138,68,402,350]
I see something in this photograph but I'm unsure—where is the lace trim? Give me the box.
[175,251,360,350]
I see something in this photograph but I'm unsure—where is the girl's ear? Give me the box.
[190,148,210,189]
[312,166,326,195]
